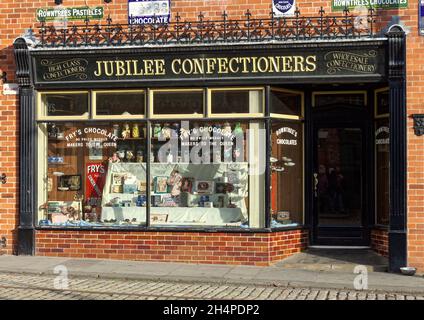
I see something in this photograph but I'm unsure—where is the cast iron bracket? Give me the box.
[412,114,424,136]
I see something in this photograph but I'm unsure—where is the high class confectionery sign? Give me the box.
[34,47,385,84]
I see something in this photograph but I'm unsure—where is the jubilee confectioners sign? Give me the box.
[33,47,385,84]
[332,0,408,10]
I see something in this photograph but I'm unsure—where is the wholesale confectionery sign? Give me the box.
[128,0,171,24]
[332,0,408,10]
[36,6,104,22]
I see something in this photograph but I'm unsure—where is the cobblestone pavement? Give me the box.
[0,272,423,300]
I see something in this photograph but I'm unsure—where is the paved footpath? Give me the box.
[0,272,424,300]
[1,255,424,300]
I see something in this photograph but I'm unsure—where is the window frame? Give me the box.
[374,87,390,119]
[269,87,304,120]
[149,88,205,119]
[37,91,90,121]
[312,90,368,108]
[34,86,307,231]
[92,89,146,119]
[207,87,265,118]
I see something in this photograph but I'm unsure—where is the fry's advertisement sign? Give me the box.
[86,163,106,206]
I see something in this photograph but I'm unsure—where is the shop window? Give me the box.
[149,120,265,228]
[375,119,389,226]
[374,88,389,118]
[270,120,303,226]
[37,121,147,227]
[38,92,89,119]
[93,90,146,118]
[208,88,264,117]
[270,88,303,118]
[312,92,367,108]
[150,89,204,118]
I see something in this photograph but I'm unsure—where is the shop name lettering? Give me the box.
[42,59,88,80]
[276,127,297,145]
[325,51,377,75]
[93,56,317,77]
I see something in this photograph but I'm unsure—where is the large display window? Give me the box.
[36,88,269,229]
[37,121,148,227]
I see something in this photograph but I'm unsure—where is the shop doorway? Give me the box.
[311,104,371,246]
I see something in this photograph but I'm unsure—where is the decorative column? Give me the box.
[13,37,36,255]
[387,26,407,272]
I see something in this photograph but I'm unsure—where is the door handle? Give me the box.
[313,173,318,197]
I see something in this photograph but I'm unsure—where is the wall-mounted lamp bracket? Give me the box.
[412,114,424,136]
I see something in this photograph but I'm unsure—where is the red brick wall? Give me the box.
[35,229,308,266]
[0,90,19,255]
[0,1,423,269]
[371,228,389,258]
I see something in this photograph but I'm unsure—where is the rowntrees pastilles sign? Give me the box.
[128,0,170,24]
[332,0,408,10]
[36,7,104,22]
[272,0,296,16]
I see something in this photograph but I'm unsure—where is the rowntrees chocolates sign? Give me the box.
[332,0,408,10]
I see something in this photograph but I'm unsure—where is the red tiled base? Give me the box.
[35,229,308,266]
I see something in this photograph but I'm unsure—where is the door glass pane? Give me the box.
[316,128,362,226]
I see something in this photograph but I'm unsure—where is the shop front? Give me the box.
[13,11,407,271]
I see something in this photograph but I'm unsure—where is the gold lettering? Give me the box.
[132,60,143,76]
[104,61,114,76]
[182,59,194,74]
[217,58,229,74]
[155,59,166,75]
[251,57,258,73]
[94,61,102,77]
[126,60,133,76]
[281,56,293,72]
[172,59,182,74]
[239,57,251,73]
[293,56,305,72]
[116,60,126,76]
[306,55,317,72]
[206,58,217,74]
[229,58,240,73]
[143,60,155,76]
[268,56,280,73]
[257,57,269,73]
[193,59,204,75]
